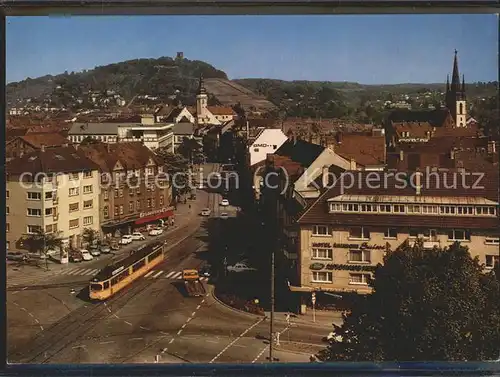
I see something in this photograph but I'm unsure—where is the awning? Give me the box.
[101,217,137,229]
[135,210,174,225]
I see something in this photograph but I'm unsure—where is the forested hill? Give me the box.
[6,56,228,107]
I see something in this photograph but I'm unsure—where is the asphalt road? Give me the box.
[7,163,330,364]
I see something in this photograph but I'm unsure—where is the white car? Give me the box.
[220,199,229,206]
[80,249,94,261]
[227,262,256,273]
[131,232,146,241]
[119,235,133,245]
[148,228,163,236]
[201,208,211,216]
[220,212,229,220]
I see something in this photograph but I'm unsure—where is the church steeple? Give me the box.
[451,49,461,92]
[462,74,466,94]
[446,75,450,91]
[197,74,207,95]
[445,50,467,127]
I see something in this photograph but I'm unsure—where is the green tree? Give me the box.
[177,137,202,164]
[155,149,191,198]
[22,230,63,271]
[319,241,500,362]
[82,228,100,246]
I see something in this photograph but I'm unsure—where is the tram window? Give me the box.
[111,269,130,286]
[147,249,162,262]
[90,283,102,291]
[103,281,110,289]
[133,259,146,272]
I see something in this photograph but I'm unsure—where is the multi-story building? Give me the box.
[80,142,173,237]
[294,167,499,313]
[68,115,175,152]
[6,145,101,256]
[5,133,70,161]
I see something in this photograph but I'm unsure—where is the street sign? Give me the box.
[311,292,316,304]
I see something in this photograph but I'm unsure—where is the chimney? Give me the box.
[322,165,329,188]
[399,150,404,161]
[336,131,343,144]
[40,144,46,152]
[415,170,422,195]
[450,148,455,160]
[488,140,497,154]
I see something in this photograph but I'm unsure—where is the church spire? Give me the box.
[197,73,207,95]
[462,74,466,93]
[451,49,460,92]
[446,74,450,91]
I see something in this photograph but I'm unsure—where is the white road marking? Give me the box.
[21,307,27,312]
[81,268,93,275]
[165,271,177,278]
[124,321,133,326]
[152,271,164,278]
[160,331,169,336]
[40,326,44,330]
[72,345,86,349]
[90,269,100,274]
[34,319,39,323]
[196,305,201,310]
[177,330,182,335]
[67,268,83,275]
[172,271,182,279]
[191,312,196,317]
[112,314,120,319]
[107,307,112,313]
[28,312,35,318]
[181,324,186,329]
[22,286,28,290]
[206,339,219,344]
[186,317,192,323]
[209,317,265,363]
[129,337,143,341]
[144,270,155,278]
[12,302,19,306]
[11,291,19,295]
[252,345,268,363]
[169,338,175,344]
[100,341,115,345]
[140,326,150,331]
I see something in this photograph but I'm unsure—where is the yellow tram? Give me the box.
[89,241,165,300]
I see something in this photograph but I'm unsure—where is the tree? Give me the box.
[177,137,202,164]
[319,240,500,362]
[155,149,191,199]
[22,229,63,271]
[82,228,100,246]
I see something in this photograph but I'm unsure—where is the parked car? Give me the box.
[80,249,94,261]
[119,235,133,245]
[220,212,229,220]
[227,262,256,273]
[148,228,163,236]
[220,199,229,206]
[199,265,211,278]
[110,241,120,251]
[201,208,211,216]
[89,246,101,257]
[100,244,111,254]
[69,252,83,263]
[27,252,48,260]
[131,232,146,241]
[7,252,27,262]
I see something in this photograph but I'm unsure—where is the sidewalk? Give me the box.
[265,310,343,328]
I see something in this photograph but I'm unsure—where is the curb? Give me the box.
[275,345,322,357]
[208,286,266,321]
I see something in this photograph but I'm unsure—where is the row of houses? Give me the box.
[242,105,499,313]
[6,142,173,258]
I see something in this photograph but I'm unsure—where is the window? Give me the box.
[27,208,42,217]
[83,216,93,226]
[349,227,369,240]
[423,229,437,240]
[103,190,109,200]
[312,271,333,283]
[407,205,421,214]
[409,229,419,238]
[114,189,119,198]
[6,223,9,232]
[477,206,496,216]
[83,185,93,194]
[360,204,374,212]
[457,206,474,215]
[136,200,141,210]
[485,238,500,245]
[69,187,79,196]
[83,171,93,178]
[447,229,471,241]
[379,204,391,213]
[349,273,371,285]
[485,255,499,269]
[158,166,164,174]
[69,172,79,180]
[119,205,124,215]
[69,203,79,212]
[103,206,109,219]
[83,200,93,209]
[27,225,42,234]
[69,219,79,229]
[422,205,438,214]
[159,195,164,206]
[6,190,9,199]
[45,191,53,200]
[6,206,9,215]
[312,225,329,236]
[129,201,134,212]
[393,205,405,213]
[119,189,123,197]
[384,228,398,239]
[45,224,58,233]
[312,248,333,260]
[114,205,119,216]
[27,192,41,200]
[45,208,53,216]
[132,259,146,272]
[129,188,135,197]
[151,198,156,207]
[349,250,371,263]
[147,199,152,209]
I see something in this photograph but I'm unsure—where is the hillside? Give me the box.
[6,56,227,109]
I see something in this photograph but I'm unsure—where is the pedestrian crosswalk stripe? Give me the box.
[67,268,83,275]
[172,272,183,279]
[91,269,100,275]
[165,271,177,278]
[153,271,164,278]
[82,268,94,275]
[144,270,155,278]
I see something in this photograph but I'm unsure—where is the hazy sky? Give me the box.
[6,14,498,84]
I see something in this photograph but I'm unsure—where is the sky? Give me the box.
[6,14,498,85]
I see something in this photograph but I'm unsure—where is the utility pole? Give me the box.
[269,247,275,362]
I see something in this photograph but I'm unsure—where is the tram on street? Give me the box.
[89,241,165,301]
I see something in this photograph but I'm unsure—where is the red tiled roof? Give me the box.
[6,146,100,176]
[394,122,433,138]
[18,133,70,149]
[327,133,386,167]
[207,106,235,116]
